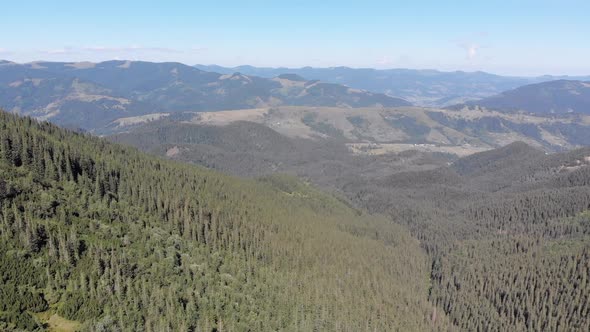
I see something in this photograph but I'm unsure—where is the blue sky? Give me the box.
[1,0,589,76]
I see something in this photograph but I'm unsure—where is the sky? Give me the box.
[1,0,589,76]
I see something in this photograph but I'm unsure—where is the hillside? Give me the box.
[159,106,590,153]
[0,111,448,331]
[346,143,590,331]
[0,61,409,131]
[194,64,590,106]
[114,111,590,331]
[4,109,590,331]
[462,80,590,114]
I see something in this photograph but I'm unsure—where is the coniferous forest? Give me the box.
[2,110,590,331]
[0,111,444,331]
[114,120,590,331]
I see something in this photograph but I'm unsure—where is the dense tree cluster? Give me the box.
[430,210,590,331]
[345,143,590,331]
[5,108,589,331]
[0,111,445,331]
[114,118,590,331]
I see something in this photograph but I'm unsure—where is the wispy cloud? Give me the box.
[377,55,393,66]
[45,48,75,55]
[190,46,208,52]
[83,45,183,53]
[9,45,209,65]
[38,46,80,55]
[375,54,412,68]
[38,45,188,55]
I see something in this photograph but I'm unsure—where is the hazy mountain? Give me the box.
[463,80,590,114]
[0,60,409,131]
[0,74,152,129]
[194,64,590,106]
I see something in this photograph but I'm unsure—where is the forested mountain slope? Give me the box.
[3,108,589,331]
[0,111,446,331]
[113,118,590,331]
[348,143,590,331]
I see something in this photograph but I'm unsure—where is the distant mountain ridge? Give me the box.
[461,80,590,114]
[116,106,590,154]
[194,64,590,106]
[0,60,409,131]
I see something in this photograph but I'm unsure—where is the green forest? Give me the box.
[349,144,590,331]
[1,111,590,331]
[0,111,444,331]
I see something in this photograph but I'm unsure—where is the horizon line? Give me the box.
[2,58,589,79]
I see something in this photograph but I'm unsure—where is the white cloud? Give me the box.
[457,42,481,60]
[455,33,488,61]
[467,43,479,59]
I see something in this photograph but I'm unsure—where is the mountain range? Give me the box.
[3,59,590,135]
[195,64,590,106]
[2,59,590,152]
[0,60,409,131]
[2,58,590,331]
